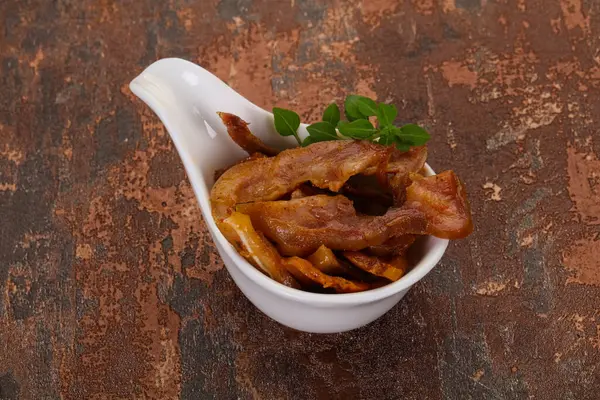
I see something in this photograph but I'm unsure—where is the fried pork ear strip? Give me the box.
[211,140,392,243]
[224,212,299,288]
[308,246,386,283]
[386,145,428,174]
[405,171,473,239]
[384,146,428,206]
[218,112,279,156]
[214,152,267,182]
[282,257,370,293]
[290,184,330,199]
[356,145,428,175]
[217,112,426,179]
[237,195,427,257]
[389,173,412,207]
[224,212,368,293]
[217,111,426,189]
[343,252,407,282]
[306,245,347,275]
[367,234,416,257]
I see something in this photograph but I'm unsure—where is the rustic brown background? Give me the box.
[1,0,599,399]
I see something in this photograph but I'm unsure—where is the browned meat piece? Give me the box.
[367,234,417,257]
[290,184,330,199]
[343,252,407,281]
[211,140,392,244]
[281,257,370,293]
[306,245,348,275]
[405,171,474,239]
[290,188,307,199]
[214,152,267,181]
[223,212,299,288]
[218,112,279,156]
[387,145,428,174]
[209,111,474,294]
[389,172,411,206]
[237,194,427,256]
[385,146,428,206]
[361,145,427,175]
[306,246,382,282]
[223,212,368,292]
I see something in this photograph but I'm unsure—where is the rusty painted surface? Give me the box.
[1,0,599,398]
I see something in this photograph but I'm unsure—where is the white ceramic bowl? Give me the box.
[130,58,449,333]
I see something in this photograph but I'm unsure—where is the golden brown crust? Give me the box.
[281,257,370,293]
[343,252,407,282]
[214,152,267,182]
[211,140,392,246]
[405,171,474,239]
[237,195,427,256]
[306,245,347,275]
[223,212,299,288]
[387,146,428,206]
[367,234,417,257]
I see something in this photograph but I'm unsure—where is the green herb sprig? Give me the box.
[272,95,430,151]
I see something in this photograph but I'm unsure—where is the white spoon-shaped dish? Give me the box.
[130,58,448,333]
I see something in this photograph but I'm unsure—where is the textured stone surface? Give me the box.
[1,0,600,399]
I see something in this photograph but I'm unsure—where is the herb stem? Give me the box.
[292,131,302,145]
[335,130,350,140]
[370,131,383,140]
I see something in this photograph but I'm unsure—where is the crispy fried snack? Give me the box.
[224,212,369,293]
[282,257,370,293]
[306,245,347,275]
[214,152,267,181]
[211,140,392,244]
[343,252,407,282]
[367,235,417,257]
[405,171,473,239]
[211,116,474,293]
[223,212,299,288]
[237,195,427,256]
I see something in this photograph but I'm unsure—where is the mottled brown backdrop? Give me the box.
[1,0,599,399]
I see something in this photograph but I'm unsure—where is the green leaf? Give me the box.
[336,120,349,137]
[388,126,417,151]
[344,95,367,121]
[377,126,395,145]
[379,126,420,151]
[307,121,338,141]
[357,97,378,117]
[394,142,412,152]
[377,103,398,127]
[302,136,317,147]
[378,135,395,146]
[322,103,340,126]
[338,119,377,139]
[273,107,301,144]
[398,124,431,146]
